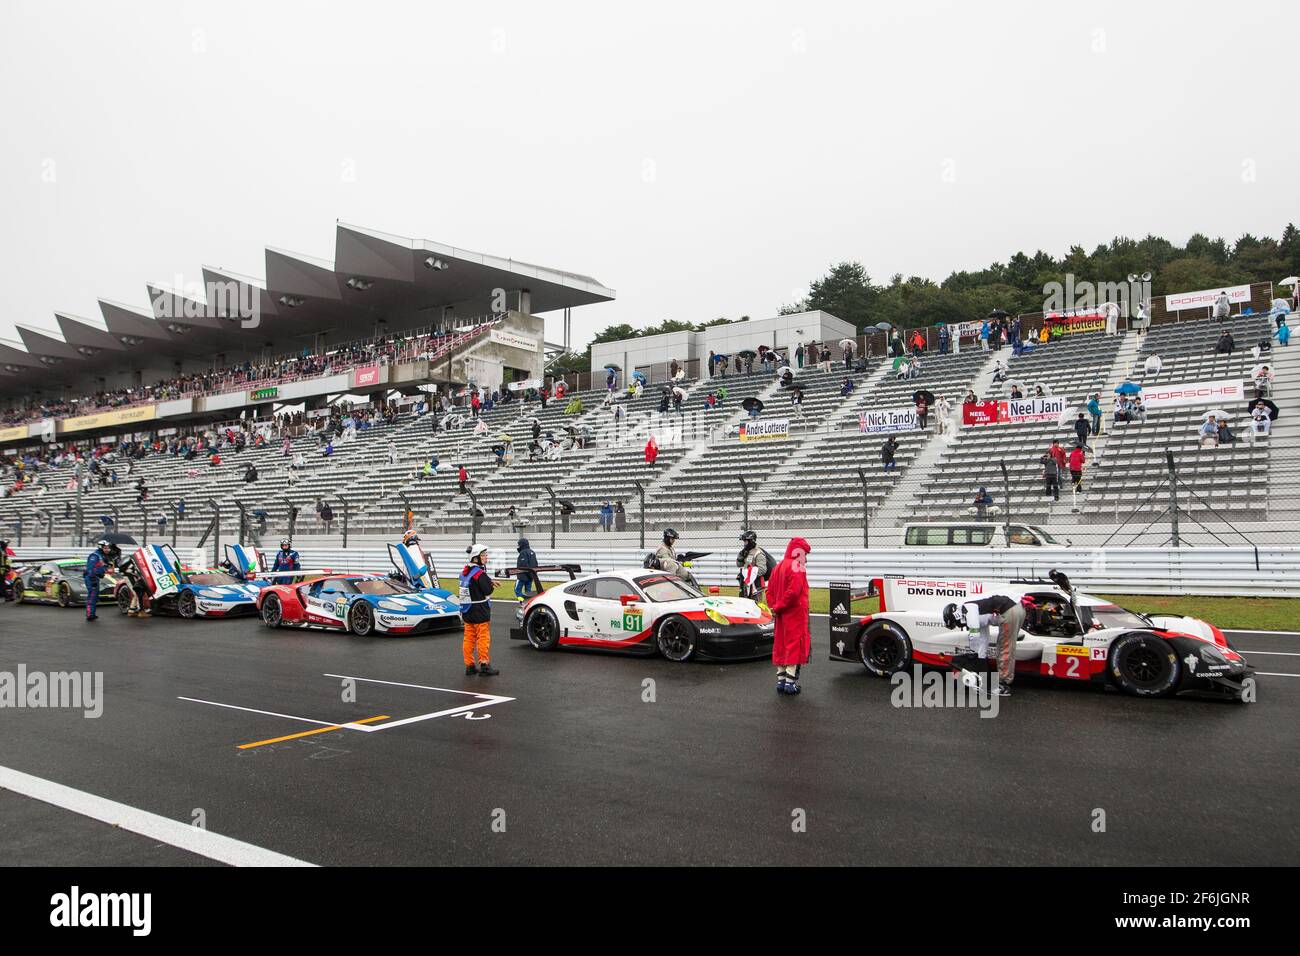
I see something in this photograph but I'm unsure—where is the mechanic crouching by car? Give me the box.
[767,537,812,695]
[83,539,115,622]
[460,544,498,676]
[959,593,1028,698]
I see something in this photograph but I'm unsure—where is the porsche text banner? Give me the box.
[1141,379,1246,410]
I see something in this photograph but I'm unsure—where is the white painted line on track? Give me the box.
[0,765,317,867]
[1240,650,1300,656]
[1256,672,1300,678]
[322,674,515,731]
[1224,629,1300,636]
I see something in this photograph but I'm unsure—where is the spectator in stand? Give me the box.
[1143,353,1163,379]
[963,389,977,405]
[841,377,855,396]
[599,501,614,532]
[936,395,953,436]
[1009,384,1024,399]
[1216,330,1235,354]
[1074,412,1091,448]
[1132,396,1147,423]
[1048,438,1067,472]
[843,340,855,369]
[915,397,928,429]
[820,345,832,373]
[470,392,481,419]
[910,329,926,356]
[1275,318,1291,347]
[1087,393,1103,435]
[881,436,899,473]
[1251,403,1272,437]
[1134,300,1151,335]
[1041,452,1061,501]
[790,386,805,420]
[614,501,626,532]
[645,435,659,467]
[979,320,990,351]
[705,391,718,411]
[794,344,804,369]
[1213,291,1232,323]
[938,325,951,354]
[973,487,993,518]
[1198,417,1219,448]
[458,464,468,494]
[1068,444,1086,491]
[707,350,717,377]
[243,462,257,484]
[1217,416,1237,445]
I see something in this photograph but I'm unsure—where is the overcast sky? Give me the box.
[2,0,1295,354]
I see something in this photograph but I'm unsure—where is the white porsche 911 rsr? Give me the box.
[511,568,774,662]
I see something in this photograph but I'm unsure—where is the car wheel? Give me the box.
[1109,632,1180,697]
[656,615,697,662]
[57,582,73,608]
[261,593,283,628]
[13,583,25,605]
[349,601,375,637]
[116,585,133,614]
[178,590,197,619]
[859,621,913,677]
[524,605,561,650]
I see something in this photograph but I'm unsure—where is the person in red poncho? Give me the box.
[766,536,812,695]
[645,435,659,467]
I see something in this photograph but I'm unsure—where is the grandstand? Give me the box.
[2,255,1295,554]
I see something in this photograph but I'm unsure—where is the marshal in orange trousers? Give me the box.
[463,621,491,667]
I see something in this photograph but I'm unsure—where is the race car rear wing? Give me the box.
[499,563,582,581]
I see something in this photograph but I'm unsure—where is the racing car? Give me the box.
[511,567,774,662]
[114,544,270,618]
[254,542,461,636]
[13,558,123,608]
[827,571,1253,699]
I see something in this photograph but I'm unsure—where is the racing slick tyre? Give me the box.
[115,585,133,614]
[348,601,375,637]
[13,583,25,605]
[260,593,283,629]
[178,590,197,619]
[858,621,913,677]
[656,615,697,663]
[523,605,561,650]
[57,582,73,608]
[1108,632,1181,697]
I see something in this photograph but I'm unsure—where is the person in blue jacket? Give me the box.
[272,539,300,572]
[84,539,114,621]
[514,538,540,600]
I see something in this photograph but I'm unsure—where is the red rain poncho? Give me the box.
[767,537,812,666]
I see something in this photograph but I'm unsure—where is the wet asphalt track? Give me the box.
[1,601,1297,866]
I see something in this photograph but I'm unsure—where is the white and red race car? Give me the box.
[827,571,1254,700]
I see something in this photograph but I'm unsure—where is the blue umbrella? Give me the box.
[632,370,647,384]
[1114,382,1142,395]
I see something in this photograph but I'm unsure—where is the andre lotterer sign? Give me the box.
[739,418,789,441]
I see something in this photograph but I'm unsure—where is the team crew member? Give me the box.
[460,544,497,676]
[736,530,773,604]
[767,537,812,695]
[653,528,697,586]
[84,539,114,622]
[960,594,1027,697]
[272,539,300,572]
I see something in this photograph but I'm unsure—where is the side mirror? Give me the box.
[619,594,638,606]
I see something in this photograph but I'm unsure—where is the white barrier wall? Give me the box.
[13,545,1292,598]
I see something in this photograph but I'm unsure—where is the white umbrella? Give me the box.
[777,366,792,377]
[1280,276,1299,287]
[1251,364,1275,380]
[1204,409,1232,421]
[838,338,855,351]
[1004,379,1025,395]
[672,386,685,399]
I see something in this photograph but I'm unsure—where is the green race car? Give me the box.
[13,559,122,608]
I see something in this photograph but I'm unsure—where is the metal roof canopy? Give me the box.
[0,222,615,399]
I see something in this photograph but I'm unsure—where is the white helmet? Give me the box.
[467,543,489,563]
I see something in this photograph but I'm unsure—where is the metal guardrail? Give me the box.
[12,544,1290,598]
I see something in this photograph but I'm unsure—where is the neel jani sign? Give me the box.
[963,396,1069,426]
[858,407,919,433]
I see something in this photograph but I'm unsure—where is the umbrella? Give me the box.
[1280,277,1299,287]
[912,390,935,406]
[604,364,621,372]
[251,508,270,518]
[672,386,685,399]
[874,322,892,331]
[1032,383,1054,396]
[1114,382,1142,395]
[1005,379,1025,394]
[988,308,1009,318]
[935,321,948,326]
[742,397,765,413]
[777,366,792,377]
[1249,399,1280,420]
[737,349,757,359]
[1250,364,1275,380]
[1204,409,1233,421]
[500,434,513,443]
[632,370,647,384]
[838,338,855,350]
[892,356,909,371]
[99,531,137,546]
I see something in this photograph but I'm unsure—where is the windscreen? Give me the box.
[186,572,240,586]
[634,574,701,602]
[353,578,413,595]
[1080,603,1150,631]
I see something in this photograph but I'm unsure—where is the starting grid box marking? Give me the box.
[178,674,515,749]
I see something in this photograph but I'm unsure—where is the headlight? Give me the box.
[705,607,728,626]
[1200,645,1229,666]
[378,600,405,611]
